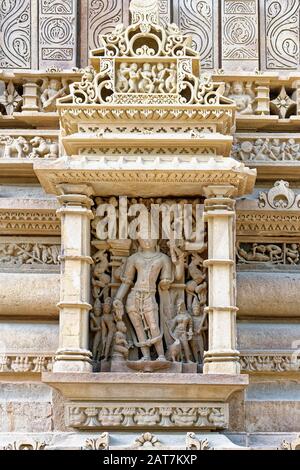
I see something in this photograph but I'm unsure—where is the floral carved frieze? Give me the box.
[66,404,228,430]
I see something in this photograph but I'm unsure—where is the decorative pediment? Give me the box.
[59,0,232,109]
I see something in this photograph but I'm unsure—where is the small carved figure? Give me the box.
[169,300,193,363]
[227,81,254,115]
[186,253,206,309]
[189,299,207,364]
[4,136,30,159]
[101,297,116,361]
[128,64,139,93]
[286,244,300,265]
[138,63,155,93]
[92,250,111,300]
[112,299,129,360]
[116,63,130,93]
[165,63,177,93]
[90,299,102,361]
[30,137,59,159]
[40,78,68,112]
[113,238,173,362]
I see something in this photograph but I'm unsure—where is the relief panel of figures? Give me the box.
[89,197,208,374]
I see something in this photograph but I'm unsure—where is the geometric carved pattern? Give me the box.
[264,0,300,69]
[222,0,259,61]
[39,0,77,68]
[0,0,32,69]
[173,0,216,69]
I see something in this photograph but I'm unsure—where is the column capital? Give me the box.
[203,185,236,199]
[57,183,95,198]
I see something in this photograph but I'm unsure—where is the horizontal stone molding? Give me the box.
[0,353,54,374]
[65,402,228,430]
[240,351,300,373]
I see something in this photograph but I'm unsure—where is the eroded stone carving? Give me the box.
[40,78,69,111]
[0,354,54,373]
[83,433,109,450]
[225,81,254,114]
[3,440,46,450]
[0,242,60,266]
[237,242,300,265]
[0,135,59,159]
[280,435,300,450]
[240,353,300,373]
[67,404,227,429]
[186,432,211,450]
[232,138,300,162]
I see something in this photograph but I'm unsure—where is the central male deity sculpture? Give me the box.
[113,238,183,363]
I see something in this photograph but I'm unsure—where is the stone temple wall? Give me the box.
[0,0,300,451]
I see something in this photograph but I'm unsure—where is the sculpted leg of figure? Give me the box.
[104,332,114,361]
[181,337,193,363]
[127,306,151,360]
[144,296,165,359]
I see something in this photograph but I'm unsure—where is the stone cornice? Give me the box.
[0,199,59,235]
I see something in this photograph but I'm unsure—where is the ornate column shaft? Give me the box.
[203,185,240,375]
[53,184,94,372]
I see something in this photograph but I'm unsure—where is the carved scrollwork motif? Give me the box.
[258,181,300,210]
[265,0,299,69]
[0,0,31,69]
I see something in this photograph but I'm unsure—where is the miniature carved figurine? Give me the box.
[30,137,59,159]
[90,299,102,361]
[113,238,174,362]
[285,244,300,265]
[92,250,111,300]
[112,300,129,360]
[4,137,30,159]
[128,64,139,93]
[40,78,68,112]
[168,300,193,363]
[138,63,155,93]
[227,81,254,115]
[100,297,116,361]
[189,299,207,364]
[116,63,130,93]
[186,253,207,310]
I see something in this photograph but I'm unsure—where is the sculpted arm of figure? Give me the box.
[159,256,173,290]
[114,256,136,302]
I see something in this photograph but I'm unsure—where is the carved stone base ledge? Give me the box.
[43,373,248,431]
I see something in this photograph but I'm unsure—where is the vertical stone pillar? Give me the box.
[203,185,240,375]
[22,80,40,113]
[53,184,94,373]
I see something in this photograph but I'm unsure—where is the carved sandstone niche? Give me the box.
[89,196,208,374]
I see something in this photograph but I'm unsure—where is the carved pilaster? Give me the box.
[53,184,94,372]
[203,185,240,375]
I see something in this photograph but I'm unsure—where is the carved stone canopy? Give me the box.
[34,0,256,198]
